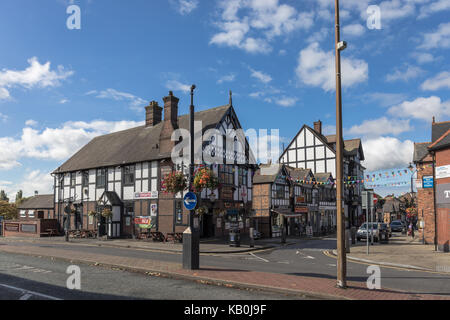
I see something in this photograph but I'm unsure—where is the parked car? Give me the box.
[357,223,380,242]
[390,220,404,232]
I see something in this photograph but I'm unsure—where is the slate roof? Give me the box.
[324,135,365,160]
[253,164,285,184]
[413,142,431,162]
[382,199,400,213]
[314,172,333,183]
[429,129,450,151]
[54,105,231,173]
[285,166,313,181]
[18,195,54,210]
[432,121,450,143]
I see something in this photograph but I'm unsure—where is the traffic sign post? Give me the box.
[182,85,200,271]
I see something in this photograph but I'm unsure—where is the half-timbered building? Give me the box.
[52,91,255,239]
[279,120,364,228]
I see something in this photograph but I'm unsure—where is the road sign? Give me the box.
[423,176,434,189]
[183,192,197,210]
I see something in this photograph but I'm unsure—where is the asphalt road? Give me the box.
[0,252,303,300]
[1,236,449,298]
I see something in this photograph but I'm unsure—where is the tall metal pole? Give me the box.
[183,85,200,270]
[335,0,347,288]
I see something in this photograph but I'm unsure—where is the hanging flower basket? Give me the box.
[101,208,112,219]
[193,167,219,193]
[88,210,97,217]
[161,171,188,194]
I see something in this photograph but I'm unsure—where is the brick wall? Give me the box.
[435,148,450,252]
[417,161,436,244]
[252,183,271,237]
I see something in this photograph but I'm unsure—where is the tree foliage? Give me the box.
[0,201,18,220]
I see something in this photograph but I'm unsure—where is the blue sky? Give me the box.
[0,0,449,198]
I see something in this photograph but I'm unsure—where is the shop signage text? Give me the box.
[436,165,450,179]
[134,191,158,199]
[423,176,434,188]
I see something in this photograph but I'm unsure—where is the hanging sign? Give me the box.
[134,191,158,199]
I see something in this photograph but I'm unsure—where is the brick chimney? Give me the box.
[145,101,162,127]
[314,120,322,135]
[159,91,180,155]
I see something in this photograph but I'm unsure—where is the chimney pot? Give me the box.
[145,101,163,127]
[314,120,322,135]
[432,116,436,124]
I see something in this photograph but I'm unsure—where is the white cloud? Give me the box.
[418,0,450,19]
[15,170,54,197]
[342,24,365,37]
[365,92,408,107]
[419,22,450,49]
[411,52,435,64]
[275,96,297,107]
[421,71,450,91]
[386,65,423,82]
[362,137,414,171]
[25,119,38,127]
[172,0,199,15]
[0,120,143,170]
[249,67,272,83]
[211,0,313,53]
[0,113,7,123]
[87,88,146,111]
[388,96,450,121]
[59,98,69,104]
[347,117,412,138]
[0,57,73,100]
[165,80,191,93]
[296,42,368,91]
[217,73,236,84]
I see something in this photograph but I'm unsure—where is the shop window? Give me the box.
[219,165,234,185]
[238,167,248,186]
[71,173,76,187]
[124,165,135,186]
[96,169,106,188]
[275,184,285,199]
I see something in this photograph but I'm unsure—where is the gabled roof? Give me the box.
[326,135,365,160]
[314,172,333,183]
[429,129,450,151]
[413,142,431,162]
[54,105,231,173]
[285,166,313,181]
[18,195,54,210]
[98,191,123,206]
[382,198,400,213]
[432,121,450,143]
[253,164,286,184]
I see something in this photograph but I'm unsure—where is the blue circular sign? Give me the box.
[183,192,197,211]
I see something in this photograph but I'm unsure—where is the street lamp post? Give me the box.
[335,0,347,289]
[182,84,200,270]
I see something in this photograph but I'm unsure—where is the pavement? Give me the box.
[329,233,450,273]
[0,235,449,300]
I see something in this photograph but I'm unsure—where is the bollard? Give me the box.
[351,226,356,245]
[65,230,69,242]
[345,229,350,253]
[249,227,255,248]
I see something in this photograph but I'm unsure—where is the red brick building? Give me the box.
[428,126,450,252]
[414,119,450,251]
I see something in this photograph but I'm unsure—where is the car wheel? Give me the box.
[357,238,360,242]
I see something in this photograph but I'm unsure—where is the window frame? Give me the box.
[96,168,107,188]
[123,165,135,186]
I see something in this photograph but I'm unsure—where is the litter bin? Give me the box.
[229,228,241,247]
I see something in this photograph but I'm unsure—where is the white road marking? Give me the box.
[328,264,337,267]
[249,252,269,263]
[277,261,290,264]
[19,293,33,300]
[0,284,62,300]
[12,265,52,274]
[304,256,315,259]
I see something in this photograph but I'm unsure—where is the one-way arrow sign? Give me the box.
[183,192,197,211]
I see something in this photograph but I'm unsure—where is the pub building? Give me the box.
[2,194,59,238]
[52,91,255,240]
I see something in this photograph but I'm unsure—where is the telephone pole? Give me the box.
[335,0,347,288]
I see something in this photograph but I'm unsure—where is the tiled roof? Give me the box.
[54,105,231,173]
[18,195,54,210]
[413,142,431,162]
[432,121,450,143]
[429,129,450,151]
[253,164,284,184]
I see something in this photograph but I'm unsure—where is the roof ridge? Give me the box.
[429,128,450,149]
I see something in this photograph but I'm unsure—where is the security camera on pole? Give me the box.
[182,85,200,270]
